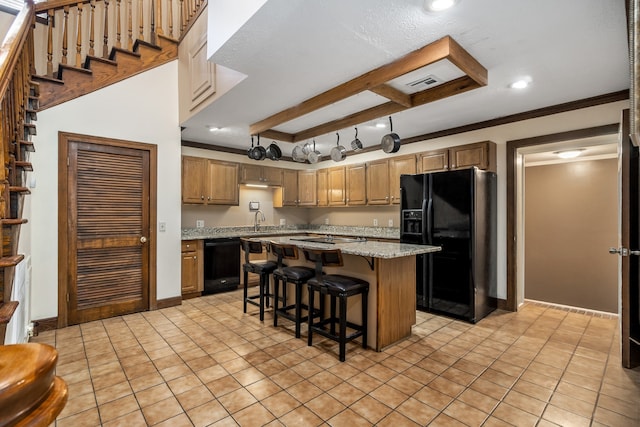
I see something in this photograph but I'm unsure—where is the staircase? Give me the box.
[0,0,204,343]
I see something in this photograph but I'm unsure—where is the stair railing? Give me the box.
[0,1,37,343]
[33,0,205,78]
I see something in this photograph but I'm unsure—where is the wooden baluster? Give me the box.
[191,0,195,18]
[103,0,109,58]
[62,6,69,65]
[89,0,95,56]
[179,0,185,35]
[138,0,144,41]
[168,0,173,37]
[76,3,83,67]
[115,0,121,48]
[127,0,133,49]
[157,0,163,36]
[150,0,156,44]
[47,9,54,76]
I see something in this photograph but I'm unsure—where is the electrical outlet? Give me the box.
[280,218,286,226]
[373,218,378,226]
[324,218,330,225]
[196,220,204,228]
[388,219,394,227]
[159,222,166,232]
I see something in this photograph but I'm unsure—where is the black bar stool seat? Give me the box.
[303,248,369,362]
[270,242,319,338]
[241,238,277,321]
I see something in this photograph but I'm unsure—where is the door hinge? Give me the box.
[66,293,70,302]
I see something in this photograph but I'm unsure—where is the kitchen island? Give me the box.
[253,236,441,351]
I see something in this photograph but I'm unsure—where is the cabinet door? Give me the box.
[240,164,263,184]
[328,167,346,206]
[181,251,199,294]
[366,159,390,205]
[262,166,283,186]
[316,169,328,206]
[182,156,207,204]
[450,141,491,170]
[347,164,367,205]
[298,170,317,206]
[207,160,239,205]
[389,155,416,204]
[281,169,299,206]
[418,150,449,173]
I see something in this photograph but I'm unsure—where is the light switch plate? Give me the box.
[388,219,394,227]
[159,222,166,232]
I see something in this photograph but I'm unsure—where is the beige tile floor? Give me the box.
[33,289,640,426]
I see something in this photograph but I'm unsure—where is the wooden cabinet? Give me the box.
[366,159,390,205]
[240,164,282,186]
[182,156,208,204]
[418,141,496,173]
[182,156,239,205]
[277,169,298,206]
[346,164,366,205]
[316,169,328,207]
[181,240,203,296]
[298,170,317,206]
[328,167,346,206]
[389,155,417,204]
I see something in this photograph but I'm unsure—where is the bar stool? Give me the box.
[303,248,369,362]
[270,242,318,338]
[241,238,277,321]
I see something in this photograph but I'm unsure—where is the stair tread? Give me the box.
[32,74,64,84]
[59,64,93,76]
[15,161,33,171]
[85,55,118,67]
[18,140,35,152]
[0,254,24,268]
[1,219,28,226]
[0,301,19,324]
[9,186,30,194]
[110,47,142,61]
[134,39,162,51]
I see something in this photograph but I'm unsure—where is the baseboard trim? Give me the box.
[157,296,182,309]
[33,317,58,334]
[497,298,510,311]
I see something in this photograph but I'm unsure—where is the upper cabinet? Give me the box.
[328,167,346,206]
[346,164,367,205]
[316,169,328,207]
[298,170,317,206]
[278,169,299,206]
[366,159,390,205]
[240,164,283,186]
[389,155,417,204]
[418,141,496,173]
[182,156,239,205]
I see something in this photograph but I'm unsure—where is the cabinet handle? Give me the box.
[201,195,204,200]
[207,196,211,201]
[385,196,389,200]
[193,256,197,259]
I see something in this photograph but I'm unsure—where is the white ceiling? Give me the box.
[180,0,629,159]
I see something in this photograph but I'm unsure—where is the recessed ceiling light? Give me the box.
[208,126,221,132]
[510,80,529,89]
[424,0,458,12]
[554,149,584,159]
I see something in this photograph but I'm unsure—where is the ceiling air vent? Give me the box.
[406,74,441,87]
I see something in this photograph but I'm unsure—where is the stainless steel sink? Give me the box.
[290,235,367,244]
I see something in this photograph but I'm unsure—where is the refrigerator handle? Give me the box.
[422,198,432,244]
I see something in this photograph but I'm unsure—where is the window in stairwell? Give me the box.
[0,0,23,15]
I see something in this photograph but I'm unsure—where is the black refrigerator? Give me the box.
[400,167,497,323]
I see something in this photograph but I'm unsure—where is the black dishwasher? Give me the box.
[203,237,240,294]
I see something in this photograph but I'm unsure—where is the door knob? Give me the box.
[609,247,640,256]
[140,236,147,244]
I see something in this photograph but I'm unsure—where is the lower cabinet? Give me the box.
[181,240,203,296]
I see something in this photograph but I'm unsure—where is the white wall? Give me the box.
[30,61,182,320]
[0,10,15,41]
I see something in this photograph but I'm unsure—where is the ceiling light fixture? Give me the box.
[424,0,458,12]
[208,126,221,132]
[510,80,529,89]
[554,149,584,159]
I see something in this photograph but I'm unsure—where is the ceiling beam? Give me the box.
[250,35,487,142]
[369,84,413,107]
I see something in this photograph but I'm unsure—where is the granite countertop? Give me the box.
[254,235,441,259]
[182,224,401,241]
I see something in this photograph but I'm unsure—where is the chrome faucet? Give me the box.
[254,210,265,232]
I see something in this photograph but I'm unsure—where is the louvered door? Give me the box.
[60,133,154,325]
